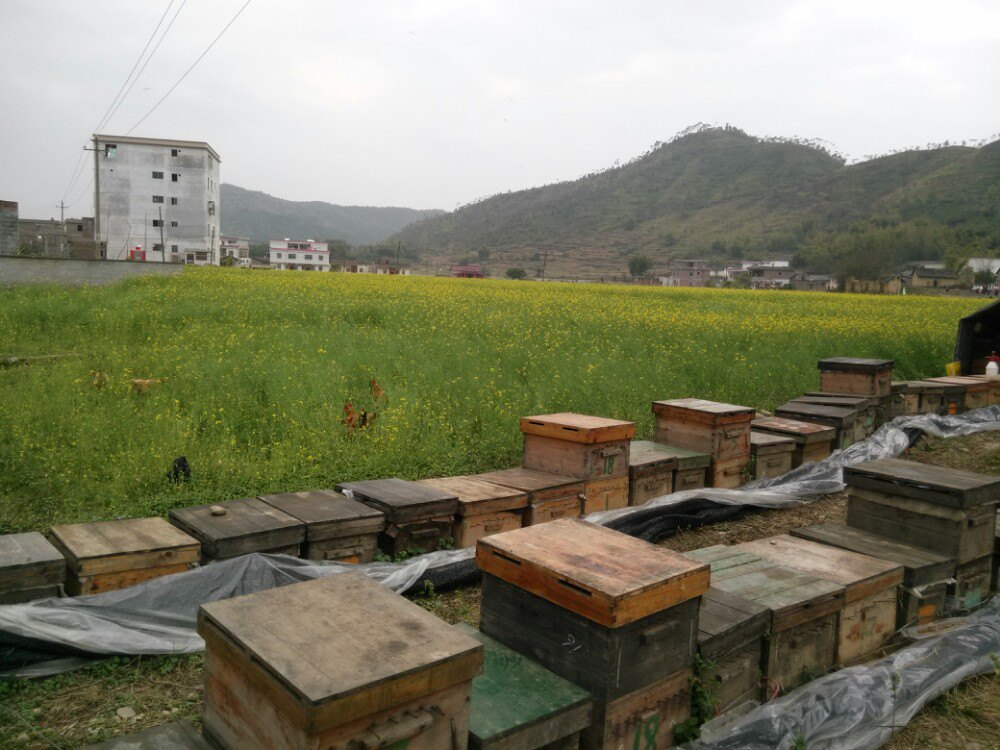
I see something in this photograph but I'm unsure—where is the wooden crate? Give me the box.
[749,432,795,481]
[735,535,902,664]
[199,573,483,750]
[628,441,679,505]
[481,572,699,701]
[890,381,907,419]
[927,376,990,411]
[685,545,843,696]
[750,417,836,468]
[474,468,585,526]
[416,476,527,549]
[169,498,303,564]
[257,490,384,563]
[455,623,592,750]
[845,458,1000,509]
[581,669,691,750]
[476,519,709,628]
[336,478,459,556]
[697,587,769,714]
[773,401,856,450]
[646,444,710,492]
[799,392,874,437]
[520,413,636,480]
[651,399,755,461]
[791,523,954,628]
[951,554,993,612]
[0,532,66,604]
[579,475,628,515]
[967,375,1000,406]
[817,357,894,397]
[50,517,199,595]
[895,382,922,416]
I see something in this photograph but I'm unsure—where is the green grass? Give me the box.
[0,268,986,532]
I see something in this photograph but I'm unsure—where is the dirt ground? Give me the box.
[1,432,998,749]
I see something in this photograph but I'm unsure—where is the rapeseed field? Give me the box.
[0,268,985,531]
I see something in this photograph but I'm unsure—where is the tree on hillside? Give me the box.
[505,267,527,280]
[628,255,653,278]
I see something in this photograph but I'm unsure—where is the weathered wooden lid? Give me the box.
[636,441,711,470]
[750,431,795,451]
[455,623,591,746]
[0,532,66,589]
[801,392,876,408]
[790,523,954,588]
[817,357,894,373]
[336,478,459,522]
[926,376,989,392]
[415,477,528,517]
[629,440,680,471]
[169,499,304,555]
[684,545,844,632]
[257,490,384,540]
[50,517,199,573]
[519,413,636,443]
[786,397,863,417]
[697,587,769,660]
[652,398,755,418]
[919,377,968,393]
[844,458,1000,509]
[476,519,709,627]
[774,401,855,428]
[198,573,483,730]
[473,468,585,495]
[751,417,836,444]
[735,535,903,604]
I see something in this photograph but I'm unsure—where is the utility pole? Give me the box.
[396,241,401,269]
[60,201,66,256]
[541,250,547,281]
[90,137,100,244]
[158,206,166,263]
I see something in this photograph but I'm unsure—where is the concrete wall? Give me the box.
[0,256,184,287]
[0,200,17,255]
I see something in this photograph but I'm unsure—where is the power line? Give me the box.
[126,0,254,136]
[62,0,179,202]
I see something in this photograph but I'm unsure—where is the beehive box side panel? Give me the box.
[581,670,692,750]
[0,532,66,589]
[453,511,523,549]
[699,639,764,715]
[302,535,378,563]
[673,467,707,491]
[523,435,630,480]
[836,589,896,665]
[379,518,454,556]
[950,555,993,611]
[582,475,629,514]
[899,584,947,629]
[629,468,673,506]
[753,451,792,481]
[764,612,838,694]
[69,561,196,596]
[523,497,583,526]
[0,584,64,605]
[709,455,750,489]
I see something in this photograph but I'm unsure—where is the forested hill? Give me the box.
[389,126,1000,277]
[220,184,444,246]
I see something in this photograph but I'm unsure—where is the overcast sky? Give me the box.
[1,0,998,218]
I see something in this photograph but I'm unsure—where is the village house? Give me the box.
[749,265,798,289]
[16,215,103,259]
[791,273,837,292]
[269,239,329,271]
[660,259,710,287]
[219,237,250,266]
[452,263,485,278]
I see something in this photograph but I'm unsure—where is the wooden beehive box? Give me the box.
[791,523,953,627]
[952,554,993,612]
[749,432,795,481]
[416,476,527,548]
[475,468,585,526]
[336,478,459,556]
[628,440,679,506]
[581,669,692,750]
[455,623,592,750]
[0,532,67,604]
[845,460,1000,595]
[967,375,1000,406]
[640,443,710,492]
[198,573,483,750]
[651,399,755,489]
[751,416,836,468]
[800,392,874,437]
[736,535,902,665]
[684,545,844,696]
[477,519,708,701]
[520,413,635,480]
[923,378,966,414]
[946,376,991,410]
[581,475,629,515]
[817,357,894,397]
[169,498,304,563]
[889,381,908,419]
[257,490,384,563]
[50,518,199,595]
[895,381,928,416]
[696,587,769,714]
[773,401,856,450]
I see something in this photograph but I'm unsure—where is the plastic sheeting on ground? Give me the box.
[685,596,1000,750]
[1,407,998,678]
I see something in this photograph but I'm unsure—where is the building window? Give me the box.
[152,195,164,203]
[275,252,282,258]
[105,144,117,158]
[170,221,178,228]
[152,219,163,227]
[76,223,83,232]
[196,252,208,261]
[152,171,164,179]
[153,244,163,252]
[287,253,297,260]
[171,149,180,156]
[304,254,313,260]
[172,173,179,182]
[171,245,178,252]
[170,197,178,205]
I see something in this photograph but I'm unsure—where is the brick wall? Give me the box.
[0,256,184,287]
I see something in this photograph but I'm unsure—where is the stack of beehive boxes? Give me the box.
[520,413,635,514]
[751,416,836,468]
[926,376,990,412]
[817,357,895,426]
[416,476,527,548]
[477,519,709,749]
[845,458,1000,612]
[652,399,755,489]
[0,533,66,603]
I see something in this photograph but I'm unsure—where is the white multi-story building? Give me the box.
[220,236,250,265]
[269,239,330,271]
[93,134,221,264]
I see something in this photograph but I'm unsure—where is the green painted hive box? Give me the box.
[456,624,592,750]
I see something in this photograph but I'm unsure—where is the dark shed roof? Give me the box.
[954,299,1000,374]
